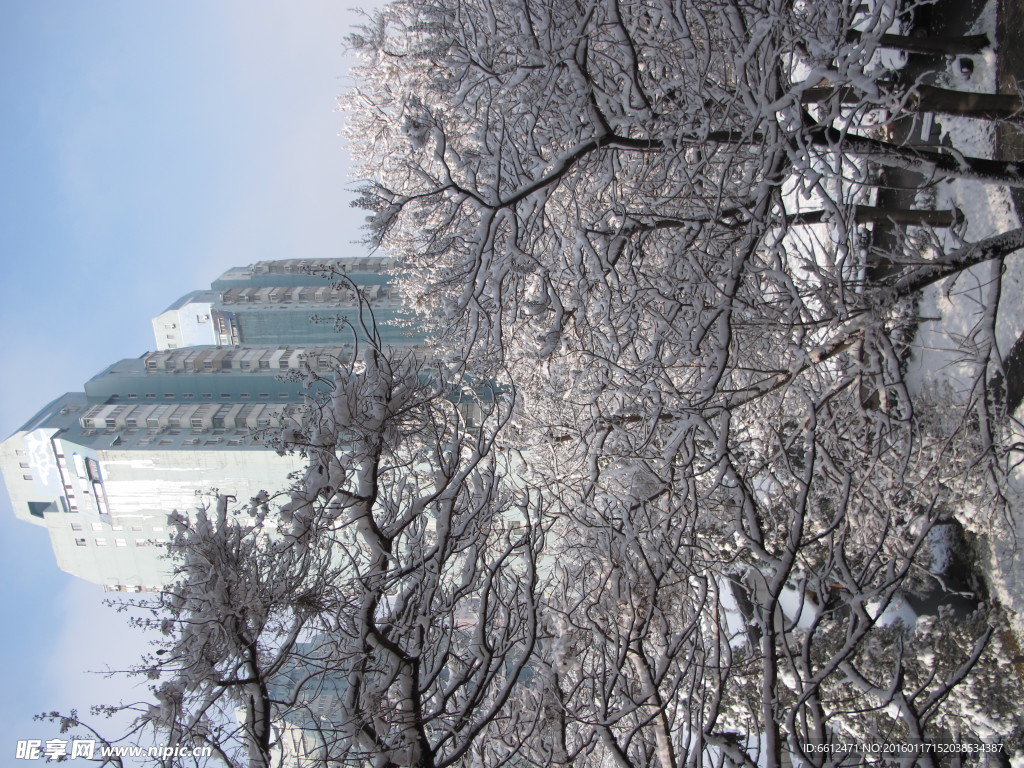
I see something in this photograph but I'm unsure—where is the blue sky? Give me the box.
[0,1,380,758]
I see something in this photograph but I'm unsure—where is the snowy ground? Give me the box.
[899,0,1024,639]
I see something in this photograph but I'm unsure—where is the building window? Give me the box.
[22,474,33,481]
[201,393,212,399]
[71,523,83,531]
[75,538,87,547]
[145,393,156,399]
[127,393,138,399]
[95,538,107,547]
[115,539,127,547]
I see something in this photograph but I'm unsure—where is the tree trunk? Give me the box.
[913,85,1021,120]
[804,121,1024,186]
[788,205,962,227]
[1004,332,1024,415]
[988,331,1024,415]
[891,226,1024,295]
[847,30,990,56]
[802,84,1022,120]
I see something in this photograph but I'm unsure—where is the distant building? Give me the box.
[152,257,409,349]
[1,258,420,590]
[266,638,350,764]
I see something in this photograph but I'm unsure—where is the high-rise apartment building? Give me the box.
[152,256,410,349]
[1,258,419,591]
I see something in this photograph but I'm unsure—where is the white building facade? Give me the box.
[1,258,419,590]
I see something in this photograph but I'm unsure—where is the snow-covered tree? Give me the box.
[268,342,542,767]
[344,0,1024,763]
[44,0,1024,764]
[43,317,545,766]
